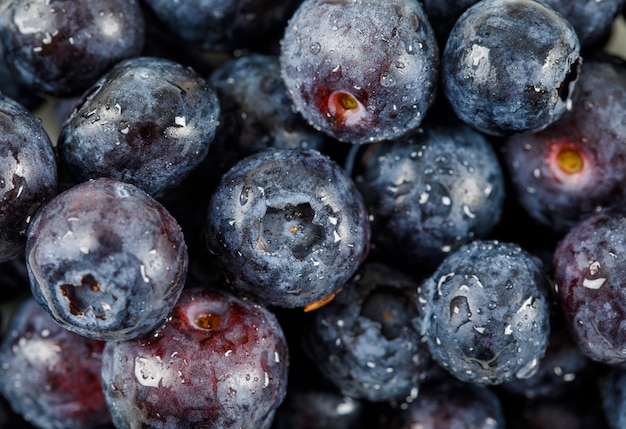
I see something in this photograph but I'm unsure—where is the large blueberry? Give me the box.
[280,0,439,144]
[301,263,434,403]
[442,0,581,136]
[552,207,626,365]
[206,148,370,308]
[0,94,57,263]
[25,178,188,341]
[101,286,289,429]
[419,240,551,385]
[58,56,220,199]
[0,0,145,97]
[504,58,626,234]
[355,120,505,269]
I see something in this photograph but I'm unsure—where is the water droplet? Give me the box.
[380,73,395,88]
[309,42,321,54]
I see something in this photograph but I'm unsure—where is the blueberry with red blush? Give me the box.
[0,0,145,97]
[443,0,581,136]
[504,58,626,234]
[101,286,289,429]
[355,120,505,269]
[26,178,188,342]
[419,240,551,385]
[58,56,220,199]
[206,148,370,309]
[0,94,57,263]
[280,0,439,144]
[0,298,110,429]
[553,207,626,365]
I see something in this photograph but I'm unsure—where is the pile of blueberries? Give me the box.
[2,0,626,427]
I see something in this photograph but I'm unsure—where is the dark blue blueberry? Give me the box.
[142,0,300,53]
[552,207,626,365]
[418,240,551,385]
[101,286,289,429]
[0,94,57,263]
[58,56,220,199]
[355,120,505,269]
[25,177,188,341]
[301,263,434,403]
[207,53,326,185]
[537,0,626,49]
[206,148,370,308]
[272,388,368,429]
[280,0,439,144]
[442,0,581,136]
[0,298,110,429]
[504,58,626,234]
[385,377,505,428]
[0,0,145,97]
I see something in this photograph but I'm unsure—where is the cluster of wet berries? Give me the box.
[1,0,626,427]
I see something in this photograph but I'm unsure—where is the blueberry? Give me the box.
[504,57,626,234]
[386,377,506,428]
[0,0,145,97]
[355,119,505,269]
[0,94,57,263]
[301,263,434,402]
[552,207,626,365]
[280,0,439,144]
[0,298,110,429]
[58,56,220,199]
[25,178,188,341]
[207,53,326,185]
[442,0,581,136]
[142,0,300,53]
[418,240,551,385]
[205,148,370,308]
[100,286,289,429]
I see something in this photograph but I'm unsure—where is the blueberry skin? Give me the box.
[143,0,300,52]
[419,240,551,385]
[552,208,626,365]
[0,0,145,97]
[504,58,626,234]
[58,56,220,199]
[206,148,370,308]
[355,121,505,269]
[301,263,433,402]
[280,0,439,144]
[0,94,57,263]
[0,298,110,429]
[25,178,188,341]
[207,53,326,184]
[101,286,289,429]
[442,0,581,136]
